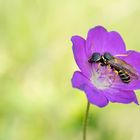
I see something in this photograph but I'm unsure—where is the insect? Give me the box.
[88,52,139,83]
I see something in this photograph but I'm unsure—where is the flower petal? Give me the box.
[86,26,107,57]
[71,36,91,78]
[71,71,89,91]
[85,86,109,107]
[112,79,140,91]
[71,71,109,107]
[121,50,140,74]
[103,88,139,105]
[86,26,126,57]
[113,50,140,90]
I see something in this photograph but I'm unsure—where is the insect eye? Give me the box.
[88,52,101,63]
[104,52,113,60]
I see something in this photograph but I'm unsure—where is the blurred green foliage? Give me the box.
[0,0,140,140]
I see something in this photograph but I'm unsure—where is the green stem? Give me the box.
[83,101,90,140]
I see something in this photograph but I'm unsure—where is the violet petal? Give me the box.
[85,86,109,107]
[103,88,139,105]
[71,36,91,78]
[121,50,140,74]
[71,71,109,107]
[112,80,140,91]
[86,26,126,57]
[113,50,140,90]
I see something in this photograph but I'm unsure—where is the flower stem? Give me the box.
[83,101,90,140]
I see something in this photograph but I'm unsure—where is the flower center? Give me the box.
[91,64,117,90]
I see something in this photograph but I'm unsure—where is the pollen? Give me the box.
[91,63,117,90]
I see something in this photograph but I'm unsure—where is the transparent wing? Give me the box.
[107,57,139,80]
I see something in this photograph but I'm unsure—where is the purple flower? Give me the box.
[71,26,140,107]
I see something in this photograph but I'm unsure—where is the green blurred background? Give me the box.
[0,0,140,140]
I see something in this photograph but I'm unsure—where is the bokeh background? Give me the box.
[0,0,140,140]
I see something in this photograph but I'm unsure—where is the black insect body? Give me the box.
[118,70,130,83]
[88,52,101,63]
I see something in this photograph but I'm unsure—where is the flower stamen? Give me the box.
[91,63,117,89]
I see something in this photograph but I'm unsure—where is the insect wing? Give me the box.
[108,57,139,80]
